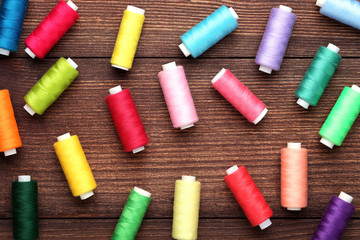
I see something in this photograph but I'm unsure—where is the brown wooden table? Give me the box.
[1,0,360,239]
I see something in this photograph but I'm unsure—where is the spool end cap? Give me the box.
[211,68,226,84]
[228,7,239,20]
[80,191,94,200]
[287,142,301,149]
[132,146,145,154]
[18,175,31,182]
[259,219,272,230]
[134,186,151,197]
[109,85,122,95]
[320,137,334,149]
[180,124,194,130]
[57,133,71,142]
[67,58,78,69]
[126,6,145,15]
[287,207,301,211]
[162,62,177,71]
[327,43,340,54]
[24,104,36,116]
[297,98,310,109]
[67,0,78,11]
[316,0,326,7]
[253,108,268,125]
[339,191,353,203]
[111,64,129,71]
[179,43,191,57]
[0,48,10,56]
[226,165,239,175]
[25,48,36,59]
[4,148,17,157]
[351,85,360,93]
[279,5,292,12]
[259,65,272,74]
[182,176,196,182]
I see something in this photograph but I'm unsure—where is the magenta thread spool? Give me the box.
[255,5,296,74]
[158,62,199,129]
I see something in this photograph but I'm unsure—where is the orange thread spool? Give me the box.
[281,142,307,211]
[0,90,22,156]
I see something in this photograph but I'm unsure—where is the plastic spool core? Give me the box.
[67,0,78,11]
[259,219,272,230]
[297,98,310,109]
[57,132,71,142]
[4,148,17,156]
[253,108,268,125]
[316,0,326,7]
[211,68,226,84]
[178,43,191,57]
[162,62,177,71]
[25,48,36,59]
[18,175,31,182]
[134,186,151,197]
[111,64,129,71]
[226,165,239,175]
[0,48,10,56]
[109,85,122,95]
[279,5,292,12]
[23,104,36,116]
[182,175,196,182]
[67,58,78,69]
[339,191,353,203]
[127,5,145,15]
[287,142,301,149]
[228,7,239,20]
[320,137,334,149]
[132,146,145,154]
[180,124,194,130]
[351,84,360,93]
[259,65,272,74]
[327,43,340,54]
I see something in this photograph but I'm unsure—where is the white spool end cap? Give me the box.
[0,48,10,56]
[297,98,310,109]
[4,148,17,157]
[25,48,36,59]
[351,85,360,93]
[67,0,78,11]
[316,0,326,7]
[132,146,145,154]
[287,207,301,211]
[57,133,71,142]
[162,62,177,71]
[226,165,239,175]
[228,7,239,20]
[287,142,301,149]
[67,58,78,69]
[111,64,129,71]
[211,68,226,84]
[179,43,191,57]
[180,124,194,130]
[109,85,122,95]
[127,6,145,15]
[339,191,353,203]
[279,5,292,12]
[259,65,272,74]
[253,108,268,125]
[18,175,31,182]
[320,137,334,149]
[80,190,94,200]
[182,176,196,182]
[134,186,151,197]
[259,218,272,230]
[24,104,36,116]
[327,43,340,54]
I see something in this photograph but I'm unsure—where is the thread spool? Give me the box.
[317,0,360,30]
[255,5,296,74]
[112,187,151,240]
[311,192,355,240]
[224,165,273,230]
[12,175,39,240]
[172,176,201,240]
[281,143,307,211]
[212,68,268,124]
[319,85,360,148]
[296,44,341,109]
[0,0,29,56]
[24,57,79,116]
[105,85,149,153]
[53,133,97,200]
[24,0,79,59]
[0,89,22,157]
[158,62,199,130]
[111,6,145,71]
[179,5,238,58]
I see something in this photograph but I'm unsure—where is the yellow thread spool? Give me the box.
[172,176,201,240]
[111,6,145,71]
[53,133,97,200]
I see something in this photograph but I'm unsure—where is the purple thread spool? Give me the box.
[311,192,355,240]
[255,5,296,74]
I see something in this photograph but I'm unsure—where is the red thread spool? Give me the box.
[224,165,273,230]
[105,85,149,153]
[24,0,79,59]
[212,68,268,124]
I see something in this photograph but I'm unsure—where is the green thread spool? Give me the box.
[23,57,79,116]
[172,176,201,240]
[112,187,151,240]
[319,85,360,148]
[12,175,39,240]
[296,43,341,109]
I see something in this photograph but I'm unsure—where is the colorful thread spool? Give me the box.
[112,187,151,240]
[311,192,355,240]
[0,89,22,157]
[319,85,360,148]
[24,57,79,116]
[53,133,97,200]
[281,143,307,211]
[111,6,145,71]
[12,175,39,240]
[105,85,149,153]
[0,0,29,56]
[224,165,273,230]
[179,5,238,58]
[24,0,79,59]
[255,5,296,74]
[172,176,201,240]
[317,0,360,30]
[158,62,199,130]
[296,44,341,109]
[212,68,268,124]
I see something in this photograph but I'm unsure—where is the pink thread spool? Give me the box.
[158,62,199,129]
[212,68,268,124]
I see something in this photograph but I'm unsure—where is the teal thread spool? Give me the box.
[112,187,151,240]
[296,43,341,109]
[12,175,39,240]
[23,57,79,115]
[319,85,360,148]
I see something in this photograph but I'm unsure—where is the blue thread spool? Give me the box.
[179,5,238,58]
[317,0,360,30]
[0,0,29,56]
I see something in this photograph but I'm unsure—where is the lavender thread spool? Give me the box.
[311,192,355,240]
[255,5,296,74]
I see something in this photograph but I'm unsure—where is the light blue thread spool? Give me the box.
[0,0,29,56]
[317,0,360,30]
[179,5,238,58]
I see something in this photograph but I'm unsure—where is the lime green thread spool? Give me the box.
[12,175,39,240]
[319,85,360,148]
[296,43,341,109]
[172,176,201,240]
[23,57,79,115]
[112,187,151,240]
